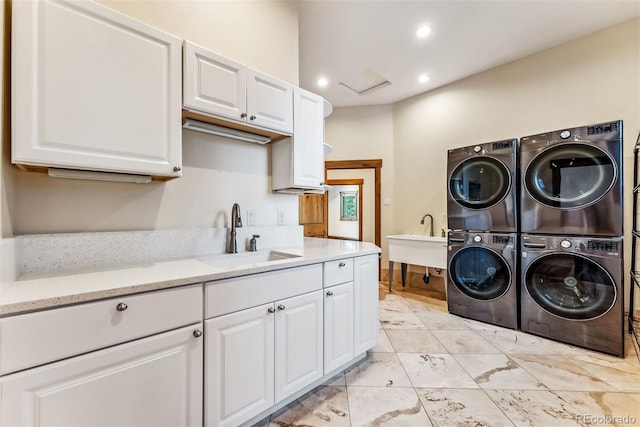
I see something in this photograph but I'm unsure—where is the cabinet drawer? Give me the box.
[323,258,354,287]
[205,264,322,318]
[0,285,202,375]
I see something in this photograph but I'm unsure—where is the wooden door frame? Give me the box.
[325,179,364,241]
[324,159,382,251]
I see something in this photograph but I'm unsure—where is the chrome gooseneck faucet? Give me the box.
[420,213,434,237]
[229,203,243,253]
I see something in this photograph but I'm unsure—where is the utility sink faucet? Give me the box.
[228,203,243,253]
[420,214,434,237]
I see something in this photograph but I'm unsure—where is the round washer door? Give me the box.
[449,157,511,210]
[524,143,616,209]
[524,253,616,320]
[449,247,511,300]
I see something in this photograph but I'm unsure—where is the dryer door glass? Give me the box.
[449,247,511,300]
[449,157,510,209]
[524,144,615,209]
[525,253,616,320]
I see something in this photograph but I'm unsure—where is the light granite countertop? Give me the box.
[0,238,380,317]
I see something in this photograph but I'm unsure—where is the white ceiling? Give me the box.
[298,0,640,108]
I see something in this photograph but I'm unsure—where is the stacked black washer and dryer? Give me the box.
[446,120,625,357]
[446,139,519,330]
[519,121,624,357]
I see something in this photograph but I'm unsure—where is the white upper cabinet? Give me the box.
[183,42,247,123]
[183,41,293,135]
[246,68,294,133]
[12,0,183,178]
[272,87,325,192]
[293,87,325,188]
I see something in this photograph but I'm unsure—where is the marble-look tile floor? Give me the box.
[254,285,640,427]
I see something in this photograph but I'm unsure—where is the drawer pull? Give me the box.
[277,304,286,311]
[267,307,276,314]
[338,262,346,267]
[116,303,128,312]
[326,290,334,297]
[193,330,203,338]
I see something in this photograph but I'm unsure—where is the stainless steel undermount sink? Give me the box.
[199,250,301,268]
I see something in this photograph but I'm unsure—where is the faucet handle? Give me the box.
[249,234,260,252]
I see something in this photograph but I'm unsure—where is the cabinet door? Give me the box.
[274,290,323,403]
[354,255,380,354]
[183,41,247,123]
[293,87,325,189]
[1,324,203,427]
[12,0,182,177]
[247,68,293,134]
[324,282,354,373]
[205,304,275,427]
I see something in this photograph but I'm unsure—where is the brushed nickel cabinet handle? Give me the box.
[277,304,286,310]
[326,290,334,296]
[267,307,276,314]
[250,115,257,120]
[116,303,128,312]
[193,330,203,338]
[241,113,247,118]
[338,262,346,267]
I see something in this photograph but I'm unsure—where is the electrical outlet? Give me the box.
[247,210,256,226]
[278,211,285,225]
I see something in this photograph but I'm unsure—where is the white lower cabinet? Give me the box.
[323,282,354,372]
[205,290,323,427]
[1,254,379,427]
[205,303,275,427]
[274,291,324,402]
[354,254,380,354]
[1,324,204,427]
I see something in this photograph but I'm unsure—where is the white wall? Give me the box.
[97,0,299,85]
[1,1,300,237]
[393,17,639,262]
[324,18,639,278]
[324,105,395,260]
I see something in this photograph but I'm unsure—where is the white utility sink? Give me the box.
[199,250,301,269]
[386,234,447,290]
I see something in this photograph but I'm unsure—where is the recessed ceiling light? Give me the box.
[418,74,430,83]
[317,77,328,87]
[416,25,432,39]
